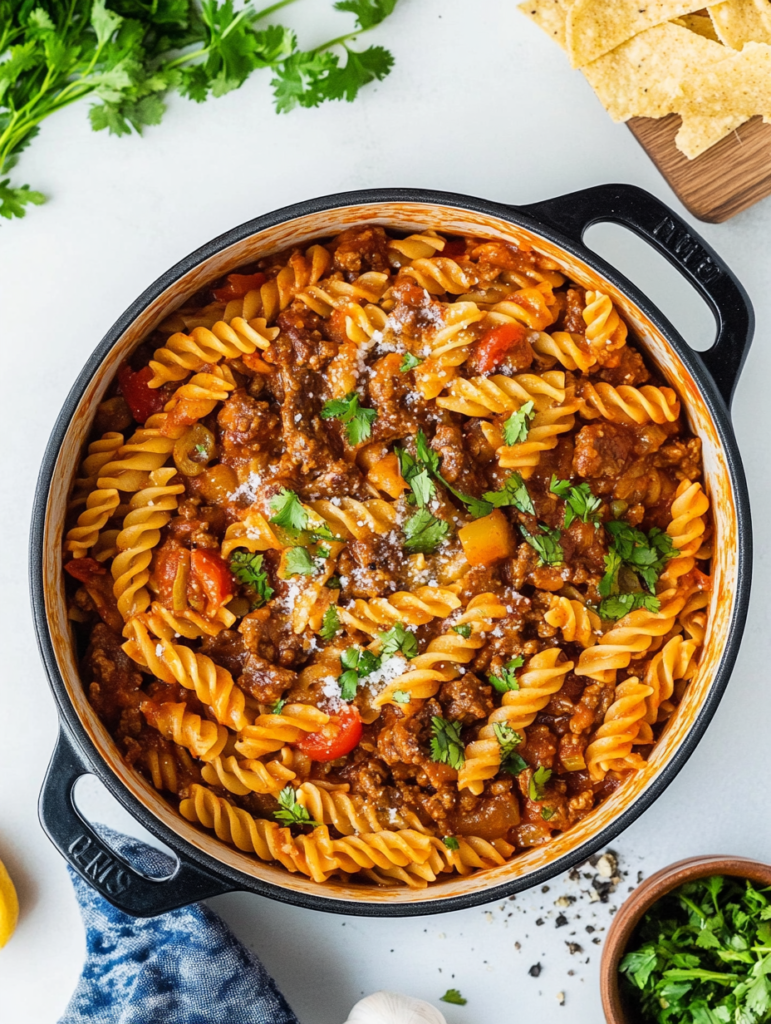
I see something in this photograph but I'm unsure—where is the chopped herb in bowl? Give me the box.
[620,875,771,1024]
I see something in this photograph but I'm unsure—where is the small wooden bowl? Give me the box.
[601,856,771,1024]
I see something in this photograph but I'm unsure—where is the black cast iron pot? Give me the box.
[32,184,753,917]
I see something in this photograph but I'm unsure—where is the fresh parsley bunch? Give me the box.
[0,0,399,222]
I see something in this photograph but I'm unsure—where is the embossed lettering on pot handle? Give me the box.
[518,184,754,408]
[39,728,233,916]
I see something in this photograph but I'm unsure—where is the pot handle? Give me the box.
[39,727,233,916]
[518,183,754,407]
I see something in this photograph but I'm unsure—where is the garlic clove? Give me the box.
[344,991,448,1024]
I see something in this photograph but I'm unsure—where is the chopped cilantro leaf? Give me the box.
[400,352,422,372]
[379,622,418,658]
[541,806,556,821]
[403,509,449,553]
[529,766,552,802]
[392,689,411,705]
[600,520,675,605]
[320,392,377,445]
[483,472,536,516]
[415,429,441,475]
[430,716,465,770]
[282,547,319,578]
[274,786,320,828]
[562,482,602,528]
[338,670,359,701]
[598,593,661,621]
[326,575,342,590]
[229,551,274,607]
[341,647,361,671]
[502,401,535,445]
[319,605,340,642]
[395,446,436,507]
[334,0,398,30]
[357,650,382,676]
[452,623,472,639]
[269,488,309,533]
[440,989,467,1006]
[520,523,563,565]
[493,722,527,776]
[489,656,524,693]
[442,836,460,851]
[549,475,572,499]
[271,697,287,714]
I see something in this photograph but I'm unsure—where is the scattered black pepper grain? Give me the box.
[592,937,601,945]
[566,943,583,955]
[535,918,544,926]
[586,925,595,933]
[529,964,542,977]
[555,914,568,928]
[541,885,550,892]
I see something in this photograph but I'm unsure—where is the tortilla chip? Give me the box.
[709,0,771,49]
[582,23,729,122]
[675,42,771,157]
[566,0,709,67]
[517,0,576,50]
[672,13,720,42]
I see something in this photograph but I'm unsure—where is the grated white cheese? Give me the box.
[229,470,263,504]
[155,643,164,658]
[363,654,409,693]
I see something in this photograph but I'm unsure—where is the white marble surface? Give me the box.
[2,1,771,1020]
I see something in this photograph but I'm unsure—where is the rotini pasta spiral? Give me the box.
[678,589,710,645]
[485,400,580,477]
[667,480,709,557]
[69,432,125,510]
[531,330,597,373]
[458,648,574,794]
[307,497,398,541]
[544,596,601,648]
[642,634,697,726]
[576,590,687,683]
[201,754,296,796]
[294,781,429,835]
[582,290,628,358]
[111,468,185,620]
[584,678,652,780]
[235,704,330,759]
[373,594,509,708]
[221,509,283,559]
[412,301,485,399]
[294,271,390,317]
[387,230,445,262]
[148,318,279,387]
[338,586,462,636]
[401,257,478,295]
[123,618,251,731]
[64,486,120,557]
[143,702,228,762]
[436,371,566,418]
[577,382,680,426]
[484,288,556,332]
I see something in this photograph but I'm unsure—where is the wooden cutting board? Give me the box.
[627,114,771,223]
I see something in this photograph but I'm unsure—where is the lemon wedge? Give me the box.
[0,858,19,948]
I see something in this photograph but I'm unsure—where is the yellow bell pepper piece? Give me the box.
[0,858,19,948]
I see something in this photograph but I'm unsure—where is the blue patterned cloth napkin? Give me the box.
[59,825,300,1024]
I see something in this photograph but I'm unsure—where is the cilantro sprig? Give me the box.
[493,722,527,776]
[400,352,422,372]
[338,645,382,700]
[440,989,467,1006]
[598,520,675,620]
[229,551,274,607]
[321,392,377,445]
[269,488,309,533]
[319,604,340,642]
[520,523,563,566]
[0,0,400,223]
[397,430,492,519]
[274,785,320,828]
[379,622,418,659]
[489,656,524,694]
[403,509,449,554]
[502,401,536,445]
[483,472,536,516]
[550,476,602,528]
[430,716,465,770]
[282,547,322,578]
[620,875,771,1024]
